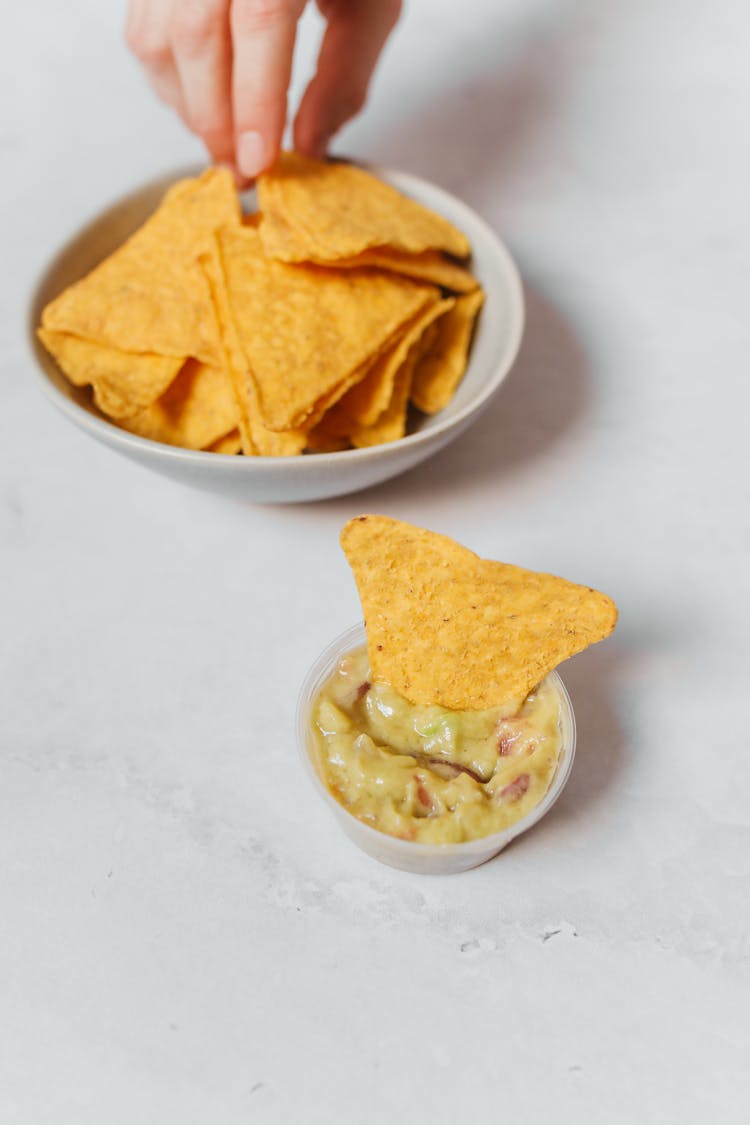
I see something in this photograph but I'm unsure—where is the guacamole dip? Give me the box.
[310,646,565,844]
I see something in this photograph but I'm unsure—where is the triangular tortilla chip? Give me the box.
[304,426,350,453]
[200,238,308,456]
[216,226,438,432]
[207,428,241,454]
[120,359,239,450]
[258,152,470,262]
[341,515,618,710]
[308,248,478,294]
[37,328,184,419]
[346,311,447,449]
[200,241,258,454]
[349,346,418,448]
[321,296,452,433]
[411,288,485,414]
[348,313,452,447]
[41,168,240,366]
[247,404,307,456]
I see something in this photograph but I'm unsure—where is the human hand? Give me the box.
[125,0,402,180]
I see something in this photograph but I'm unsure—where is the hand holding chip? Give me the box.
[125,0,402,180]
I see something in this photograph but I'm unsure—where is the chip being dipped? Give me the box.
[305,517,616,849]
[340,515,618,711]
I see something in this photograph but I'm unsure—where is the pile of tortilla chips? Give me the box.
[38,154,484,456]
[341,515,618,711]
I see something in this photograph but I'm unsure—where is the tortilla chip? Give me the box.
[37,327,184,418]
[349,348,418,448]
[258,152,470,262]
[41,167,240,366]
[340,515,618,710]
[215,225,438,432]
[347,318,443,447]
[38,159,482,456]
[207,428,241,454]
[321,297,453,434]
[248,401,307,456]
[199,241,257,454]
[348,315,449,445]
[304,426,350,453]
[410,289,485,414]
[415,320,440,360]
[310,248,478,294]
[200,238,309,456]
[275,349,391,451]
[120,359,239,450]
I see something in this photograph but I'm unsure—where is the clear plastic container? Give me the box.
[296,624,577,875]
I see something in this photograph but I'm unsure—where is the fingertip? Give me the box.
[293,89,333,160]
[309,132,333,161]
[236,124,287,178]
[293,120,328,160]
[237,130,268,179]
[203,131,240,171]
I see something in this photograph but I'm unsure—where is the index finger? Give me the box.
[231,0,305,179]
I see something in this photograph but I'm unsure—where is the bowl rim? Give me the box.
[295,622,577,859]
[27,162,524,469]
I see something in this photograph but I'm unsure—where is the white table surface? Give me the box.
[2,1,749,1121]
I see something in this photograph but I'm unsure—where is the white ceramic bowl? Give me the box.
[28,165,524,504]
[296,624,577,874]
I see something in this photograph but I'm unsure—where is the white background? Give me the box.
[2,1,749,1121]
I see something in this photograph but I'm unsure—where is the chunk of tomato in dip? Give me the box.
[310,646,564,844]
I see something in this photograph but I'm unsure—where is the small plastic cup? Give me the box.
[296,624,577,875]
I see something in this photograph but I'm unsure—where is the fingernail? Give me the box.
[237,131,266,179]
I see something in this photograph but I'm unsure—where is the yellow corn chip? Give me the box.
[200,238,309,456]
[38,159,482,456]
[271,343,396,452]
[248,403,307,456]
[410,289,485,414]
[253,204,301,260]
[120,359,239,450]
[304,426,350,453]
[355,315,449,447]
[309,248,478,294]
[41,168,240,366]
[347,318,442,448]
[350,347,418,448]
[199,241,258,455]
[207,428,241,454]
[258,152,470,262]
[341,515,618,710]
[322,296,453,433]
[216,226,437,432]
[298,346,395,435]
[37,327,183,419]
